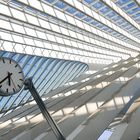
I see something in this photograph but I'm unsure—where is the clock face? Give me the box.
[0,57,24,96]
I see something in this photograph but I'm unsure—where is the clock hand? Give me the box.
[8,72,12,86]
[8,76,11,86]
[10,76,17,90]
[0,73,12,84]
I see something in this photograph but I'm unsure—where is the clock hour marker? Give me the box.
[13,88,15,92]
[0,85,2,88]
[18,71,22,74]
[15,64,18,67]
[9,60,11,64]
[2,59,5,63]
[18,84,21,88]
[6,88,8,93]
[19,79,23,81]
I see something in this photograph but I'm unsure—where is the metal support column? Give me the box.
[24,78,65,140]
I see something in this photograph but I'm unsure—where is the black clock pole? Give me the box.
[24,78,65,140]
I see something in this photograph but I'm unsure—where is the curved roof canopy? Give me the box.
[0,51,88,113]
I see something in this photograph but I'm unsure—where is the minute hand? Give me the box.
[8,72,12,86]
[0,73,12,84]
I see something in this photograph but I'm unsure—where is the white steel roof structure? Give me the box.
[1,0,140,140]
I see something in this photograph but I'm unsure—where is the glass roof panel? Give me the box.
[44,0,55,3]
[131,7,140,13]
[116,0,131,6]
[75,12,85,18]
[54,1,67,9]
[100,6,110,14]
[122,2,137,11]
[91,22,99,26]
[66,6,77,14]
[84,0,94,4]
[92,1,104,9]
[106,11,116,18]
[83,16,93,22]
